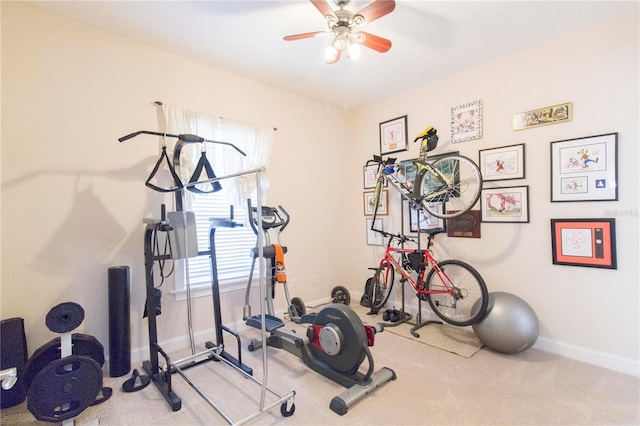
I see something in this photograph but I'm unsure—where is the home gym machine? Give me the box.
[241,201,396,416]
[119,130,295,424]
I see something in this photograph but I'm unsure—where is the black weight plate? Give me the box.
[27,355,102,422]
[23,334,104,392]
[46,302,84,333]
[331,286,351,305]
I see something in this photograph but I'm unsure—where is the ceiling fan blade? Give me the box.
[326,48,342,65]
[284,31,327,41]
[355,31,392,53]
[310,0,335,18]
[355,0,396,24]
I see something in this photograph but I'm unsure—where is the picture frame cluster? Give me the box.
[365,100,620,269]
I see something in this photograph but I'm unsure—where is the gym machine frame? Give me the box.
[125,131,294,424]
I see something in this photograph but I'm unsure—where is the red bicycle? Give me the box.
[369,229,488,327]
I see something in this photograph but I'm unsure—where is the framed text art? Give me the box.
[366,218,384,246]
[409,203,445,233]
[513,102,572,131]
[481,186,530,223]
[363,190,388,216]
[451,100,482,143]
[550,133,618,202]
[380,115,408,155]
[550,218,617,269]
[479,144,525,181]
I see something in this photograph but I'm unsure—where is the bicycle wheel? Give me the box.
[413,155,482,219]
[368,259,394,311]
[424,260,488,326]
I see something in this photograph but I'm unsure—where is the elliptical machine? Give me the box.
[242,200,308,325]
[242,200,396,416]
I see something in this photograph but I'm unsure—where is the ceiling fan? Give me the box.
[284,0,396,64]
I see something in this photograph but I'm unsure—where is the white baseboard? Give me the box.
[380,293,640,378]
[533,337,640,377]
[120,294,638,378]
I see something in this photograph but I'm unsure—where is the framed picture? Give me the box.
[366,218,384,246]
[380,115,408,155]
[479,144,525,181]
[451,100,482,143]
[363,190,388,216]
[481,186,530,223]
[514,102,572,131]
[447,210,481,238]
[550,133,618,202]
[409,203,445,233]
[550,218,617,269]
[363,163,383,189]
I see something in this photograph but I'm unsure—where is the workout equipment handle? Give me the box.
[277,206,290,232]
[118,130,247,156]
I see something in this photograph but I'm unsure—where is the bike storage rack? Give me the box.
[371,170,443,335]
[122,131,295,425]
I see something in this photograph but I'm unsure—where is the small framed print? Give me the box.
[363,163,383,189]
[479,144,525,181]
[451,100,482,143]
[550,218,617,269]
[550,133,618,202]
[366,218,384,246]
[380,115,408,155]
[408,203,445,233]
[513,102,572,131]
[363,190,388,216]
[481,186,530,223]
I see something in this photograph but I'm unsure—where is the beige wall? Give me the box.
[1,2,638,376]
[348,11,639,374]
[1,2,351,363]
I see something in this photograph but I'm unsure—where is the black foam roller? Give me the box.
[0,317,28,408]
[108,266,131,377]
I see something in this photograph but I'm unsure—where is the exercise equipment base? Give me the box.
[329,367,396,415]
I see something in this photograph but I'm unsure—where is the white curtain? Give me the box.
[158,104,274,207]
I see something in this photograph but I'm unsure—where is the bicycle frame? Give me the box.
[378,235,453,298]
[368,156,452,221]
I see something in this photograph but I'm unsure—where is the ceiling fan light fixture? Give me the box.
[347,37,361,59]
[333,36,348,51]
[324,44,339,62]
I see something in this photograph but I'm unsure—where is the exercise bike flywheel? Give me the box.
[306,304,367,376]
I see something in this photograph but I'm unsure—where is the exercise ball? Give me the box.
[472,292,539,354]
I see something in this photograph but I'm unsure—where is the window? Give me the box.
[161,105,274,298]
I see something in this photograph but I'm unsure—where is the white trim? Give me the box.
[116,293,639,379]
[533,337,640,377]
[382,292,640,377]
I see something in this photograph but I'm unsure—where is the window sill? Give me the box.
[170,279,252,301]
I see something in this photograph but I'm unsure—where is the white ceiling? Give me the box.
[33,1,637,110]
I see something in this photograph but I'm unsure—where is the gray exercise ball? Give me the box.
[472,292,539,354]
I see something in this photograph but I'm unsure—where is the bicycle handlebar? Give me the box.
[376,230,416,246]
[366,155,397,167]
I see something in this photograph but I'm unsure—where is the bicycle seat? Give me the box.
[425,227,445,236]
[413,126,439,152]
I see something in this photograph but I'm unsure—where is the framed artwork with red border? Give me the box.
[550,218,617,269]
